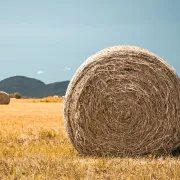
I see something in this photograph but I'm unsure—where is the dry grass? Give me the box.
[0,99,180,179]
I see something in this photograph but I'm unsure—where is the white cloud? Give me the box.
[64,67,71,71]
[37,70,44,74]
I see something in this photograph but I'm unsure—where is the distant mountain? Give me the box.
[0,76,70,98]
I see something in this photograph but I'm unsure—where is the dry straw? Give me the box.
[0,91,10,105]
[63,46,180,157]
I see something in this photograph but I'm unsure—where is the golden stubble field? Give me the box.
[0,99,180,180]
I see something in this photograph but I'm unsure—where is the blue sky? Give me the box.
[0,0,179,83]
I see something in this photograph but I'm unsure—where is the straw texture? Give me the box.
[0,91,10,105]
[63,46,180,157]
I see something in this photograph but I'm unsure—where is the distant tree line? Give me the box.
[9,93,22,99]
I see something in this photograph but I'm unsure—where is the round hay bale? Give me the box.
[0,91,10,105]
[63,46,180,157]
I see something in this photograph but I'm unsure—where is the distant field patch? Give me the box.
[33,96,64,103]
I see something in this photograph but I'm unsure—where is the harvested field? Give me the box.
[0,99,180,179]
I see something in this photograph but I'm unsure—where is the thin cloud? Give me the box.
[64,67,71,71]
[37,70,44,74]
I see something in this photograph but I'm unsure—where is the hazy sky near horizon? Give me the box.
[0,0,180,83]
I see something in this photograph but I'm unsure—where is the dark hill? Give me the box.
[0,76,69,98]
